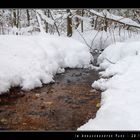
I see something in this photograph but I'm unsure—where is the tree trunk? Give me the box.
[81,9,84,32]
[26,9,30,26]
[67,9,72,37]
[44,10,49,33]
[104,17,108,32]
[16,9,20,28]
[75,10,80,29]
[12,9,20,28]
[94,16,98,30]
[13,9,17,27]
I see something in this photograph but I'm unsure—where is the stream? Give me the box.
[0,54,101,130]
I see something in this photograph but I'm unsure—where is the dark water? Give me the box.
[0,64,101,130]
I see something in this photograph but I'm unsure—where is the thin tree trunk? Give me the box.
[36,11,46,34]
[49,10,60,36]
[13,9,17,27]
[16,9,20,28]
[44,10,49,33]
[75,10,80,29]
[94,16,98,30]
[104,17,108,32]
[26,9,30,26]
[81,9,84,32]
[67,9,72,37]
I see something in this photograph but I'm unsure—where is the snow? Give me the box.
[74,15,92,22]
[78,38,140,130]
[0,34,93,94]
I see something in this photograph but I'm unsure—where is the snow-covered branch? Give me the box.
[87,9,140,29]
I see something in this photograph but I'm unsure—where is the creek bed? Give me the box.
[0,68,101,130]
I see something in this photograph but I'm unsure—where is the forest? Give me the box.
[0,9,140,131]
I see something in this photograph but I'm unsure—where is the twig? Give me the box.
[105,58,115,64]
[71,24,93,50]
[91,30,100,47]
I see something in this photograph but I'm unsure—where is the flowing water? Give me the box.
[0,53,101,130]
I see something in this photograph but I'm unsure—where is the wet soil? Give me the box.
[0,68,101,130]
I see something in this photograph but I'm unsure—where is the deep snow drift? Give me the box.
[0,34,93,94]
[78,37,140,130]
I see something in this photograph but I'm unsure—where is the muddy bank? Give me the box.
[0,68,101,130]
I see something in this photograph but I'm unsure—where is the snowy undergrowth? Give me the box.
[0,34,93,94]
[72,28,139,51]
[78,38,140,130]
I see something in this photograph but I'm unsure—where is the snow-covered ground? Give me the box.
[78,36,140,130]
[0,34,93,94]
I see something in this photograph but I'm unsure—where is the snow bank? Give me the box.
[78,39,140,130]
[0,34,92,94]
